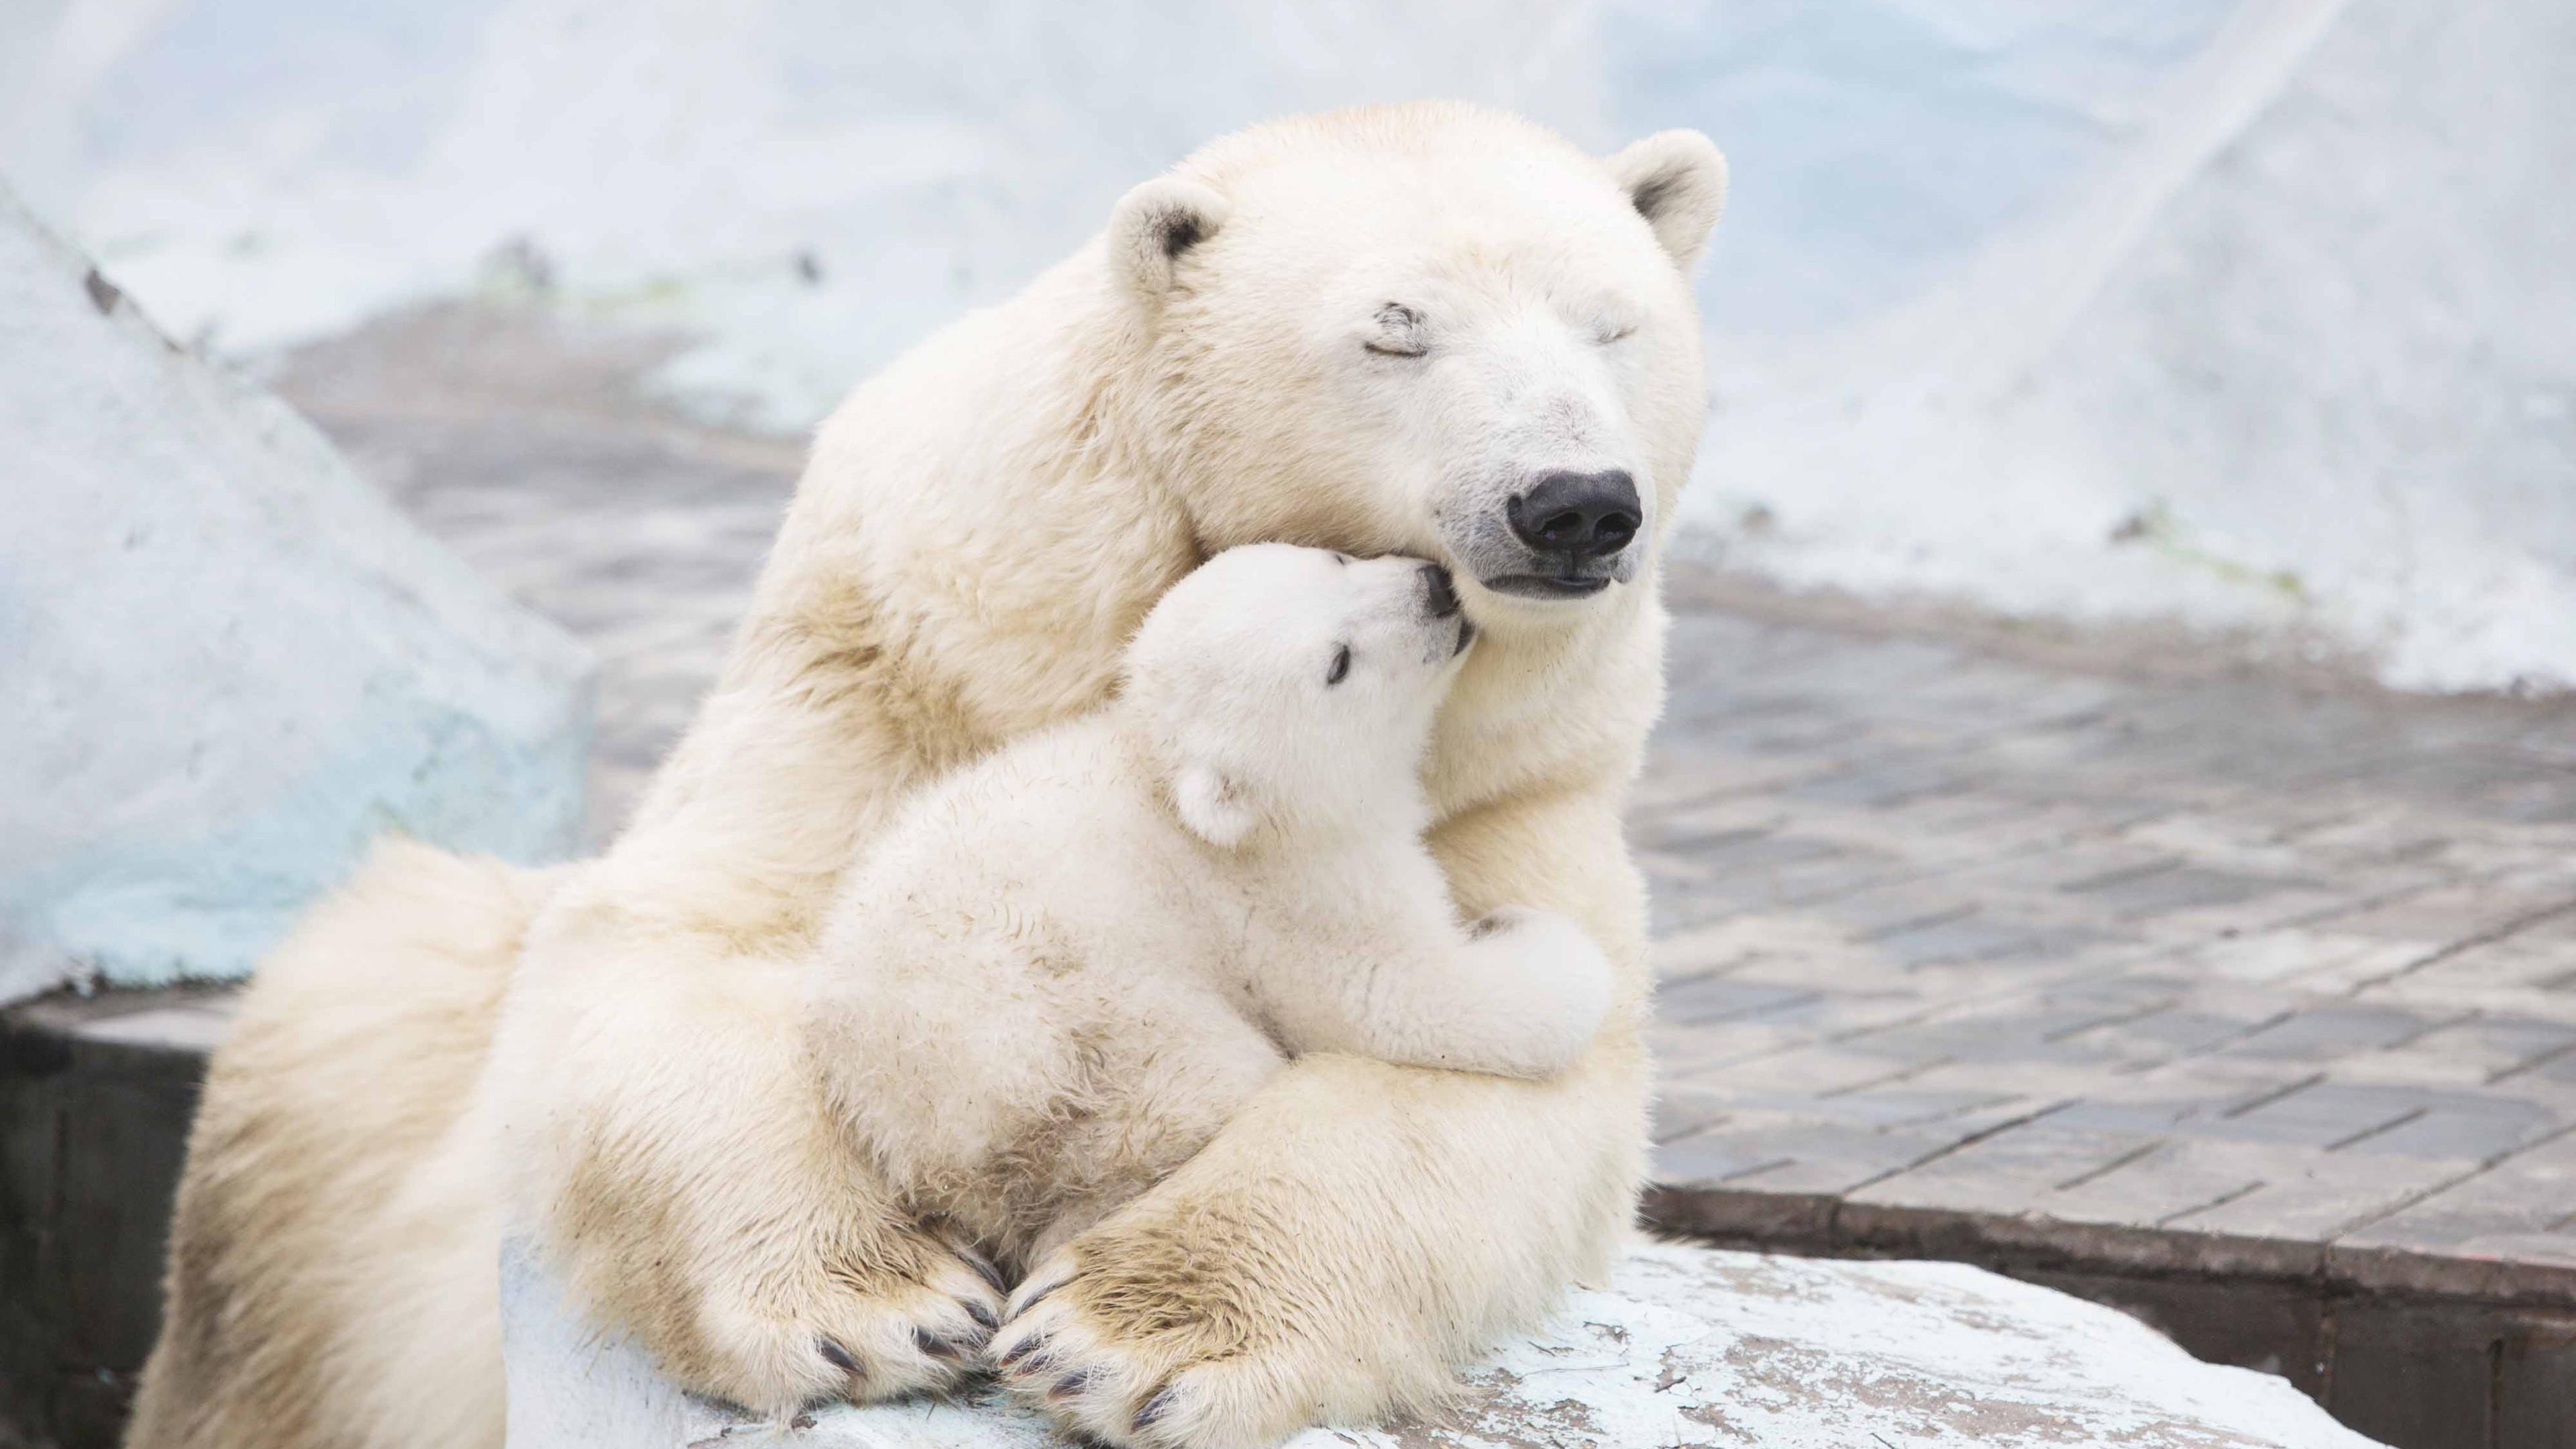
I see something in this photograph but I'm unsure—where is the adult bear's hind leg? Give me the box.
[127,839,556,1449]
[484,888,1007,1417]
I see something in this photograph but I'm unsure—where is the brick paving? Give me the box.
[1638,606,2576,1311]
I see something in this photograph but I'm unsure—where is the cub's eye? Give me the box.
[1326,645,1352,685]
[1366,303,1429,359]
[1592,320,1639,346]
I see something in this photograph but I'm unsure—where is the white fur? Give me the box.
[127,103,1727,1449]
[808,545,1611,1265]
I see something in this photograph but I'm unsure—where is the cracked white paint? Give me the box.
[502,1240,2384,1449]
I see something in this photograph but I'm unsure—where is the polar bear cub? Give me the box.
[806,543,1613,1261]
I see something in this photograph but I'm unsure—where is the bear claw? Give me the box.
[1006,1277,1063,1321]
[816,1336,863,1377]
[1132,1386,1177,1432]
[958,1249,1010,1296]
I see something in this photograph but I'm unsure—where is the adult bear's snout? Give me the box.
[1507,470,1642,564]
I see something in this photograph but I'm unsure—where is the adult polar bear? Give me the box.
[127,103,1727,1449]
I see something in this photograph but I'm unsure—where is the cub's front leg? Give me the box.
[987,786,1650,1448]
[487,885,1006,1414]
[1269,898,1613,1080]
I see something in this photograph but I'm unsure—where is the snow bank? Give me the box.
[497,1238,2384,1448]
[0,186,592,1003]
[3,0,2568,690]
[1690,0,2576,692]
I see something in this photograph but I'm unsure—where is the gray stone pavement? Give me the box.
[1635,601,2576,1312]
[271,306,2576,1430]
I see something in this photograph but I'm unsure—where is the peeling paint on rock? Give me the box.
[501,1241,2385,1449]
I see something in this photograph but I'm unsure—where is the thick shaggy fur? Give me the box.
[128,102,1725,1449]
[808,544,1613,1279]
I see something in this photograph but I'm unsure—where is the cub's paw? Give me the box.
[1470,904,1597,961]
[676,1234,1008,1413]
[985,1244,1346,1449]
[1463,905,1613,1076]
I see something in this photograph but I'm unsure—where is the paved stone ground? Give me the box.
[256,304,2576,1444]
[1635,600,2576,1303]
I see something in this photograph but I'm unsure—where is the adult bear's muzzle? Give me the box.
[1482,468,1642,599]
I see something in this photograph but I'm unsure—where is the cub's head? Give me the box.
[1122,543,1474,849]
[1102,103,1725,627]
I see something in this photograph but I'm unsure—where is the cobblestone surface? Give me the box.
[1640,607,2576,1306]
[279,304,2576,1313]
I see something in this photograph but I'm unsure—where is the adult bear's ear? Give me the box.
[1605,130,1728,272]
[1109,176,1230,305]
[1173,761,1258,849]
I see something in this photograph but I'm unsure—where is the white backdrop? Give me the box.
[5,0,2569,691]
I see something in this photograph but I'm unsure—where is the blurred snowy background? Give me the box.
[6,0,2572,693]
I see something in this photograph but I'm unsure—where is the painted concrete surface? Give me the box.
[0,191,593,1003]
[500,1240,2384,1449]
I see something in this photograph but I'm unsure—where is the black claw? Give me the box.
[914,1326,963,1361]
[963,1298,1000,1332]
[816,1336,862,1376]
[998,1331,1050,1368]
[959,1249,1010,1296]
[1049,1368,1095,1400]
[1133,1386,1179,1434]
[1008,1277,1061,1321]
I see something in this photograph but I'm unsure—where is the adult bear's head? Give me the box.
[1100,103,1725,622]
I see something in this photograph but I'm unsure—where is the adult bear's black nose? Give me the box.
[1507,470,1642,562]
[1420,562,1460,619]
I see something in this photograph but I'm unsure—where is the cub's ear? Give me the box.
[1109,176,1230,305]
[1173,761,1258,849]
[1605,129,1728,272]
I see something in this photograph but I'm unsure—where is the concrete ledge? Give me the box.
[0,989,225,1449]
[0,994,2561,1449]
[1644,1183,2576,1448]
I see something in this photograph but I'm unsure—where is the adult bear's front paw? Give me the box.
[579,1210,1008,1415]
[986,1209,1422,1448]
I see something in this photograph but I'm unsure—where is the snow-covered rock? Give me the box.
[0,186,592,1004]
[500,1240,2384,1449]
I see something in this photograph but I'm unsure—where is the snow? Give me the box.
[0,187,592,1003]
[2,0,2568,692]
[497,1238,2385,1448]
